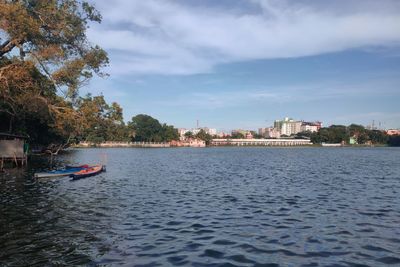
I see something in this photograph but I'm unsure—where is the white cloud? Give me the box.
[87,0,400,75]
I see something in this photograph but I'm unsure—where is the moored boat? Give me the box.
[70,165,105,180]
[66,164,89,169]
[34,167,88,178]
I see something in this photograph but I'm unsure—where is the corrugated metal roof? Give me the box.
[0,133,28,139]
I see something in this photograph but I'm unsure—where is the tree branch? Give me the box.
[0,39,21,58]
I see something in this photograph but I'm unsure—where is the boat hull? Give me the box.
[70,165,105,180]
[34,167,86,178]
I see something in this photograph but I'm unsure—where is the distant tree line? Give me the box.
[75,110,180,144]
[298,124,396,146]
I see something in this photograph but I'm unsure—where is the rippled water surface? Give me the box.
[1,147,400,266]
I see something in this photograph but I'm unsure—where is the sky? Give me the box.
[84,0,400,131]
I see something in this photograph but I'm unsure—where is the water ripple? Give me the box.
[1,147,400,266]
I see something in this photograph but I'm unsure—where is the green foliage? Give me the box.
[128,114,179,142]
[195,129,212,144]
[77,94,130,143]
[161,124,179,142]
[230,132,245,139]
[0,58,81,146]
[311,124,390,145]
[251,131,263,139]
[0,0,109,99]
[184,131,194,138]
[0,0,108,150]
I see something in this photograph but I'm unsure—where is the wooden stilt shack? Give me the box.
[0,133,28,169]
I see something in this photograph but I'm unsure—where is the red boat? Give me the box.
[70,165,106,180]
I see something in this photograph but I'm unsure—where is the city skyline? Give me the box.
[84,0,400,130]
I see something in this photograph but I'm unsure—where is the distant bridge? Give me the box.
[210,138,312,146]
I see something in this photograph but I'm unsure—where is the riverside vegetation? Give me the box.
[0,0,180,150]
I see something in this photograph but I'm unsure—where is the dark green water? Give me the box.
[1,147,400,266]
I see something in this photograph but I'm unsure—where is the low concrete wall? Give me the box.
[210,138,312,146]
[75,141,171,148]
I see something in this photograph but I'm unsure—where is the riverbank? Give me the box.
[71,142,392,149]
[73,141,171,148]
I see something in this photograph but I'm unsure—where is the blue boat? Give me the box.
[34,167,88,178]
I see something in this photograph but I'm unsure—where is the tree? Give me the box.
[251,131,262,139]
[388,135,400,146]
[0,0,108,98]
[0,0,108,149]
[76,94,130,143]
[310,124,391,145]
[128,114,163,142]
[368,130,388,144]
[128,114,179,142]
[195,129,212,145]
[0,58,85,148]
[231,132,245,139]
[184,131,194,139]
[161,124,179,142]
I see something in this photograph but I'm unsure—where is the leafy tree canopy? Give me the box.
[0,0,108,149]
[310,124,389,145]
[195,129,212,144]
[0,0,108,98]
[128,114,179,142]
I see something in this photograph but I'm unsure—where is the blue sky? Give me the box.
[84,0,400,131]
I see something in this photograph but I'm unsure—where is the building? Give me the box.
[232,129,247,136]
[216,132,228,138]
[300,122,321,133]
[349,136,358,145]
[281,121,302,136]
[187,127,217,136]
[266,127,281,138]
[274,118,322,136]
[211,138,312,146]
[202,127,217,136]
[386,129,400,136]
[232,129,254,139]
[170,138,206,147]
[178,128,189,140]
[178,127,217,141]
[259,127,281,138]
[245,131,253,139]
[0,133,28,168]
[191,128,201,135]
[274,117,301,136]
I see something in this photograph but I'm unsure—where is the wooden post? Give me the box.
[13,153,18,167]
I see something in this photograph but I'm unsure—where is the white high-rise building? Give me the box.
[275,118,301,136]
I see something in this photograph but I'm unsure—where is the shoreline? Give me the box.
[71,144,390,149]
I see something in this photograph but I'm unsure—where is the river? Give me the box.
[1,147,400,266]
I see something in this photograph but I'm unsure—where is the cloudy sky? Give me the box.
[85,0,400,131]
